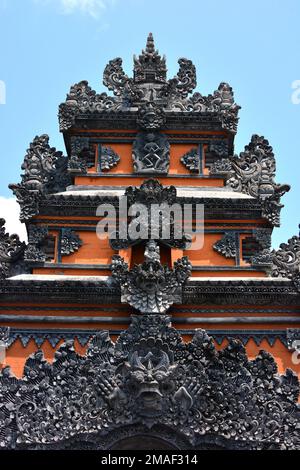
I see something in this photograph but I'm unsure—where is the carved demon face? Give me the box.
[124,349,177,417]
[134,261,166,294]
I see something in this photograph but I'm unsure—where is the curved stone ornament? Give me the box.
[60,229,82,256]
[0,315,298,450]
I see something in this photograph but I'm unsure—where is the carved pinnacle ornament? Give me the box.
[9,135,71,222]
[0,315,298,449]
[111,240,192,314]
[58,34,240,133]
[210,135,290,227]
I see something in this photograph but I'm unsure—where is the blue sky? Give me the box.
[0,0,299,246]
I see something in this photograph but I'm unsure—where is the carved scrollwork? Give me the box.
[0,315,298,450]
[111,240,192,314]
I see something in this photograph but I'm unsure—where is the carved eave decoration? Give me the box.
[58,33,240,134]
[9,135,71,222]
[0,315,298,450]
[210,135,290,227]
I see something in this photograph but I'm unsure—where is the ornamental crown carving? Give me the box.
[0,315,298,450]
[271,235,300,292]
[58,34,240,133]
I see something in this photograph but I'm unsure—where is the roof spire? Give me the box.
[145,32,155,54]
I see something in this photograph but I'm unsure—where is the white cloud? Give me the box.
[34,0,116,18]
[0,197,27,242]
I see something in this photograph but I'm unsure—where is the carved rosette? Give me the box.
[180,148,201,173]
[111,241,192,314]
[213,232,237,259]
[60,229,82,256]
[0,315,298,450]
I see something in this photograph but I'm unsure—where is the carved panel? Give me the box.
[133,132,170,174]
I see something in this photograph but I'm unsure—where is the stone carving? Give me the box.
[9,135,71,221]
[60,229,82,256]
[286,329,300,351]
[180,148,201,173]
[208,140,229,158]
[59,81,122,131]
[110,180,191,250]
[111,241,192,313]
[210,135,290,226]
[0,315,298,450]
[251,228,273,268]
[271,236,300,292]
[133,33,167,85]
[137,102,166,130]
[159,57,197,102]
[24,225,49,262]
[100,146,120,171]
[0,327,10,345]
[0,219,26,279]
[125,178,177,206]
[213,232,237,259]
[59,35,240,133]
[133,132,170,174]
[68,136,92,174]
